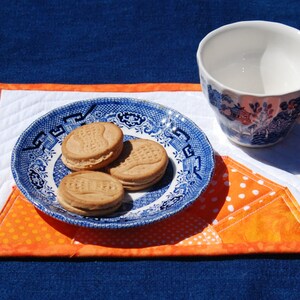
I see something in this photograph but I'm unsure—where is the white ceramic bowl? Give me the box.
[197,21,300,147]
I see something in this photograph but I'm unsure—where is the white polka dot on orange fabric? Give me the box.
[179,226,222,246]
[212,219,218,225]
[240,183,246,188]
[252,190,259,195]
[228,205,234,212]
[74,215,222,248]
[238,193,245,199]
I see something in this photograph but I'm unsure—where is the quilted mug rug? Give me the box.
[0,83,299,256]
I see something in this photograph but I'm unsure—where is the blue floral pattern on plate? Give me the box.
[11,98,215,229]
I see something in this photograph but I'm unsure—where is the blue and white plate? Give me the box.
[11,98,215,229]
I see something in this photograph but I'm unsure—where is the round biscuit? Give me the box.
[61,122,123,171]
[106,139,168,189]
[57,171,124,216]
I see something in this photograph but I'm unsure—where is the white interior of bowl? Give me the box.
[198,21,300,96]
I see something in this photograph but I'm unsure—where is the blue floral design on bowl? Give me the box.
[206,85,300,147]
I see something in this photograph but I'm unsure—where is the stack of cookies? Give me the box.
[58,122,169,217]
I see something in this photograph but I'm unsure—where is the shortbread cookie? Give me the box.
[57,171,124,216]
[106,139,168,191]
[61,122,123,171]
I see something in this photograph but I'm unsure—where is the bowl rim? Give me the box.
[196,20,300,97]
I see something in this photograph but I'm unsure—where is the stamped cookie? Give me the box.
[106,139,169,191]
[61,122,123,171]
[57,171,124,216]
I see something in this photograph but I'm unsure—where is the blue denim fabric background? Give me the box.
[0,0,299,84]
[0,1,299,299]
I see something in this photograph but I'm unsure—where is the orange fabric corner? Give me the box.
[1,155,299,257]
[211,158,300,245]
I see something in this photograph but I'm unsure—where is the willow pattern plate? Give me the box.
[11,98,215,229]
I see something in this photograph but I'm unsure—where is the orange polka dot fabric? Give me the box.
[1,155,299,257]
